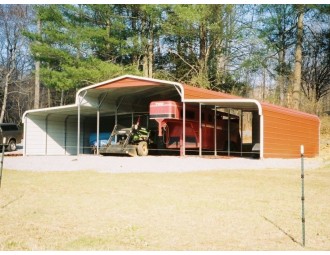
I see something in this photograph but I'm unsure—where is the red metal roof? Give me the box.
[182,84,241,100]
[95,77,162,89]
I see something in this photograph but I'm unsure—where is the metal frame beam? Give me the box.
[183,98,264,159]
[77,91,87,156]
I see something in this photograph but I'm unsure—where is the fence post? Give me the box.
[0,137,6,189]
[301,144,305,247]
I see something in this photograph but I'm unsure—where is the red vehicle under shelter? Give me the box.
[149,100,241,155]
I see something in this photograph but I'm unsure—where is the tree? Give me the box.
[257,5,296,106]
[0,5,32,123]
[26,5,140,107]
[34,15,41,109]
[161,5,239,90]
[300,6,330,114]
[292,5,304,110]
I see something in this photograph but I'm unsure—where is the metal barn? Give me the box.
[22,75,320,158]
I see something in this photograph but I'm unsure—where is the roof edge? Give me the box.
[22,104,78,122]
[75,75,185,103]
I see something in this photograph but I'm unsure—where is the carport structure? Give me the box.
[23,75,320,158]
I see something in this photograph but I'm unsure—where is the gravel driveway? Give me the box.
[3,154,323,173]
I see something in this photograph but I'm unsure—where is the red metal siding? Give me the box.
[262,103,319,158]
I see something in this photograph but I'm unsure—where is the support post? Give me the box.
[227,108,231,156]
[214,105,217,156]
[301,145,305,247]
[0,137,6,188]
[199,103,202,156]
[182,102,186,156]
[64,116,69,155]
[77,101,81,156]
[260,114,264,159]
[96,92,107,155]
[45,114,49,155]
[96,108,100,155]
[24,115,27,156]
[77,91,87,156]
[240,110,243,157]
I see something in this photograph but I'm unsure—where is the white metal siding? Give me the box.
[46,115,65,155]
[25,115,81,156]
[25,115,46,155]
[66,116,78,155]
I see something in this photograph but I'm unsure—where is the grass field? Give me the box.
[1,118,329,251]
[1,161,329,250]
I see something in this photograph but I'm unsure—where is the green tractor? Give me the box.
[99,120,151,157]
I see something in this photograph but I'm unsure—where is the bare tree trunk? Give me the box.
[34,59,40,109]
[60,90,64,106]
[262,67,266,101]
[48,88,51,107]
[148,29,153,78]
[292,6,304,110]
[0,69,14,123]
[143,54,148,77]
[130,6,139,70]
[278,49,285,106]
[34,17,41,109]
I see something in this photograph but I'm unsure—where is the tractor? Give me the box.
[99,119,151,157]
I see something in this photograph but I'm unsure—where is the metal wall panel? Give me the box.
[263,104,319,158]
[46,115,65,155]
[25,115,46,155]
[65,116,78,155]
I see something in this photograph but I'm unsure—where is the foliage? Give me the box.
[320,115,330,135]
[0,4,329,123]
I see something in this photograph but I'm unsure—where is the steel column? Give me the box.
[182,102,186,156]
[227,108,231,156]
[77,102,80,156]
[260,114,264,158]
[23,114,28,156]
[77,91,87,156]
[45,114,49,155]
[214,105,217,156]
[64,116,69,155]
[96,108,100,155]
[240,110,243,157]
[199,103,202,156]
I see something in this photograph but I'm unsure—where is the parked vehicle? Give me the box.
[99,101,241,157]
[99,118,151,157]
[149,101,241,154]
[0,123,23,151]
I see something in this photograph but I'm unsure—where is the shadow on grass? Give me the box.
[261,215,302,247]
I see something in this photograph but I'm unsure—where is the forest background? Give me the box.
[0,4,329,124]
